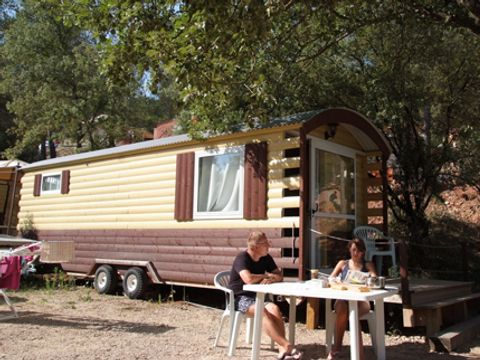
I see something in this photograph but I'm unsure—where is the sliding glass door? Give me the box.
[310,138,357,269]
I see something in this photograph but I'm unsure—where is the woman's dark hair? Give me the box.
[348,238,366,253]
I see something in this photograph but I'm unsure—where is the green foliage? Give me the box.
[44,267,76,290]
[0,95,15,157]
[335,16,480,245]
[21,267,76,291]
[20,212,38,240]
[54,1,480,133]
[58,1,365,133]
[0,0,177,160]
[79,290,93,302]
[456,125,480,190]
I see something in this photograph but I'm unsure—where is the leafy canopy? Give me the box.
[0,0,178,160]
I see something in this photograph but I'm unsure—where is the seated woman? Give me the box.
[327,238,377,360]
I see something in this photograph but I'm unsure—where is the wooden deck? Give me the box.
[383,278,480,351]
[384,278,474,305]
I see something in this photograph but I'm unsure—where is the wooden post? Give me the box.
[306,297,319,329]
[461,242,468,281]
[399,238,411,307]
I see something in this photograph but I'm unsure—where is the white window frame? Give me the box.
[40,172,62,195]
[193,146,245,219]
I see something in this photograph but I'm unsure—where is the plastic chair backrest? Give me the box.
[353,226,384,252]
[214,270,234,310]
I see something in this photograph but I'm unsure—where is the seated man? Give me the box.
[228,231,302,360]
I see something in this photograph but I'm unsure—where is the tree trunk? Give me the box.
[40,139,47,160]
[406,212,430,270]
[49,139,56,158]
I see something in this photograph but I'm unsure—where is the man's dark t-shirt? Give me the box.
[228,250,277,297]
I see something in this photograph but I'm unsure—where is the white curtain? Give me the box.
[197,153,241,212]
[42,175,61,191]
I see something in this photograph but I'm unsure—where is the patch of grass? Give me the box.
[44,267,76,290]
[79,291,93,302]
[66,300,76,309]
[20,267,77,293]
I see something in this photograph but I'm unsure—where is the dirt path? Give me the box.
[1,286,479,359]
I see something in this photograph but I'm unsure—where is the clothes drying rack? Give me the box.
[0,239,74,320]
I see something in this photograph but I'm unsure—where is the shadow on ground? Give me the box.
[2,310,174,335]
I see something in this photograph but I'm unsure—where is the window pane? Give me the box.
[42,174,61,192]
[314,149,355,215]
[312,218,355,268]
[197,152,242,213]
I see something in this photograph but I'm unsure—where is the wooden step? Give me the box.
[409,279,473,305]
[415,292,480,310]
[429,314,480,352]
[403,292,480,350]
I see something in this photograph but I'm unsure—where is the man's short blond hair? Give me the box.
[247,231,267,250]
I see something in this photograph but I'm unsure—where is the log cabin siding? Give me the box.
[19,131,302,284]
[37,228,299,284]
[19,133,301,230]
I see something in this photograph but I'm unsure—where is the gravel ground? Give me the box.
[1,286,479,359]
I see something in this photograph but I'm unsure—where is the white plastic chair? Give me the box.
[353,226,396,274]
[213,270,274,356]
[324,298,377,354]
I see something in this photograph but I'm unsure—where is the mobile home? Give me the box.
[18,108,391,298]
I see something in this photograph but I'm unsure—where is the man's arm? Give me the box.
[239,269,270,284]
[265,267,283,282]
[239,266,283,285]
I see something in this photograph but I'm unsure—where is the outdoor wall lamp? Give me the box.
[324,123,338,140]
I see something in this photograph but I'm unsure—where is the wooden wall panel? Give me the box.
[244,142,267,220]
[309,125,363,151]
[174,152,194,221]
[33,174,41,196]
[61,170,70,194]
[38,228,300,285]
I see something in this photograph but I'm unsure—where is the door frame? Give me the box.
[307,135,365,270]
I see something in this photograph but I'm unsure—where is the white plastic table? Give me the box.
[243,282,393,360]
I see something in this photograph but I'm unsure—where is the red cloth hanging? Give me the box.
[0,256,22,290]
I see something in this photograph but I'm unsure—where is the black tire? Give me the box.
[123,267,148,299]
[94,265,117,294]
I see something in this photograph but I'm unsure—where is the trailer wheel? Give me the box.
[94,265,117,294]
[123,267,148,299]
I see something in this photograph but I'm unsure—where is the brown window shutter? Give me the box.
[244,142,268,220]
[33,174,42,196]
[61,170,70,194]
[175,152,194,221]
